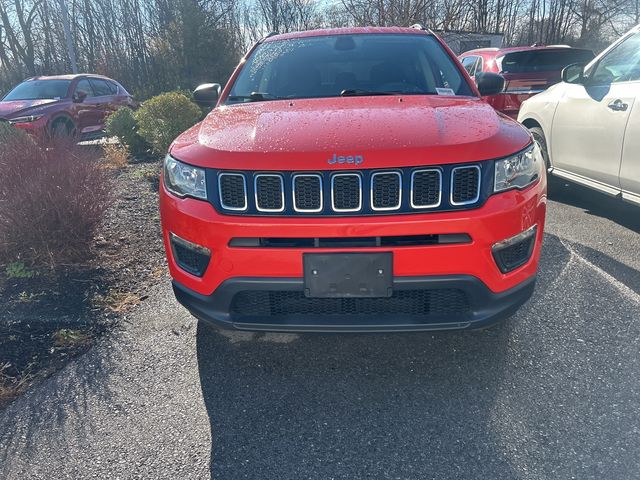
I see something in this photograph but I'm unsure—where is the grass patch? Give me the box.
[52,329,93,349]
[94,290,141,313]
[5,262,36,279]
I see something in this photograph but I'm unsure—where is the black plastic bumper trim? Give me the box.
[171,274,536,333]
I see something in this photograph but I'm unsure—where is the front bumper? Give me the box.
[173,274,536,332]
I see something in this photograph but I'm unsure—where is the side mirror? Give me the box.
[475,72,505,96]
[193,83,221,108]
[562,63,585,84]
[73,90,87,103]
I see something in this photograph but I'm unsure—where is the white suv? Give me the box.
[518,24,640,206]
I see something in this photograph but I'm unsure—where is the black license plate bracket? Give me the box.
[303,252,393,298]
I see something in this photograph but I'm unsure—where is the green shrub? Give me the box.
[105,107,148,156]
[135,92,202,154]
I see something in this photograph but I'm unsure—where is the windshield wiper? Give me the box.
[340,89,397,97]
[340,89,437,97]
[227,92,283,102]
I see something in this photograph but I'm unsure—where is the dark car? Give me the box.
[459,45,595,118]
[0,74,135,140]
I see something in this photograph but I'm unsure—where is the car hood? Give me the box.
[171,96,531,170]
[0,99,57,119]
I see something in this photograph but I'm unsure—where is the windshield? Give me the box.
[3,80,72,101]
[498,49,595,73]
[226,34,474,104]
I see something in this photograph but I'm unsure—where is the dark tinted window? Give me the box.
[227,34,474,103]
[498,49,595,73]
[75,79,94,97]
[89,79,113,96]
[106,81,119,95]
[4,80,72,100]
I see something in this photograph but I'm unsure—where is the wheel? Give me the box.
[528,126,551,174]
[49,118,77,141]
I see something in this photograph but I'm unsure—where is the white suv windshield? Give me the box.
[227,34,474,104]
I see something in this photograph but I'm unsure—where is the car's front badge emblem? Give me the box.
[327,154,363,166]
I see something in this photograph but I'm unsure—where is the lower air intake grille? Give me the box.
[170,234,211,277]
[493,234,536,273]
[230,289,470,318]
[451,166,480,205]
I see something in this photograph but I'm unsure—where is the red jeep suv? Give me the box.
[160,27,547,332]
[460,45,594,118]
[0,74,134,140]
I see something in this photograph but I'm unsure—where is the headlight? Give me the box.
[494,143,542,192]
[164,155,207,200]
[9,114,43,124]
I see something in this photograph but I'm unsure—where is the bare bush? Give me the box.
[103,142,130,169]
[0,135,111,268]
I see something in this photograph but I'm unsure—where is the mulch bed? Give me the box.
[0,157,166,408]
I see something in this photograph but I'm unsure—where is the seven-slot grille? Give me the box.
[216,166,481,215]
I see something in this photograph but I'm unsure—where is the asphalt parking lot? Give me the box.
[1,178,639,480]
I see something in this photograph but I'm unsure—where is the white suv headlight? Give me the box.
[164,155,207,200]
[494,143,543,192]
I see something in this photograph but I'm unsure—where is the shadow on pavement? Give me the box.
[196,233,640,479]
[0,330,119,471]
[548,177,640,234]
[197,323,515,479]
[195,236,575,479]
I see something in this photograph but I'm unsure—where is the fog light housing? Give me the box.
[170,233,211,277]
[492,225,537,273]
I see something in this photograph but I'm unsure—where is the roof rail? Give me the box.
[410,23,428,30]
[259,31,279,42]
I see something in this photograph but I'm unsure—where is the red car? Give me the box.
[0,74,134,140]
[460,45,594,118]
[160,27,547,332]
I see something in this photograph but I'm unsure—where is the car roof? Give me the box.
[24,74,115,82]
[462,45,593,56]
[263,26,432,42]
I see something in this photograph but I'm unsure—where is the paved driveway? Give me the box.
[1,181,639,480]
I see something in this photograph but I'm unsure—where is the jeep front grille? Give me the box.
[371,172,402,211]
[331,173,362,212]
[451,166,480,205]
[212,163,485,216]
[218,173,247,211]
[411,169,441,208]
[293,174,322,212]
[255,174,284,212]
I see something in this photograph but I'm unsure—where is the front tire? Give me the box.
[49,118,77,141]
[529,126,551,174]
